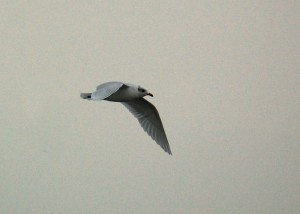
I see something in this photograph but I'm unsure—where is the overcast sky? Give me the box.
[1,1,299,214]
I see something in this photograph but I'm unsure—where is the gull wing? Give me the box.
[92,81,126,100]
[122,98,172,155]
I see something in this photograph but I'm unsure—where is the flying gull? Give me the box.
[80,81,172,155]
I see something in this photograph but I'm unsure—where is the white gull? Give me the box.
[80,81,172,155]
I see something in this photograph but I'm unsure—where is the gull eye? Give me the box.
[138,87,146,93]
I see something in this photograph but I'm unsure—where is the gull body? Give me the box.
[80,81,172,155]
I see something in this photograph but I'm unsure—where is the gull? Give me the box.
[80,81,172,155]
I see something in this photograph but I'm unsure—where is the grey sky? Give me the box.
[1,1,299,213]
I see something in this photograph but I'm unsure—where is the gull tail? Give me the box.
[80,93,92,100]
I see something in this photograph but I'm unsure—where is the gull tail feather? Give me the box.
[80,93,92,100]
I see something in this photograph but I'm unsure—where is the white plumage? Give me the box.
[80,81,172,155]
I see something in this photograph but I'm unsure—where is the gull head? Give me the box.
[137,86,153,97]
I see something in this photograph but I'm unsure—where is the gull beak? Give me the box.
[147,92,153,97]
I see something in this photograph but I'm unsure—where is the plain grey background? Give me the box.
[1,1,299,214]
